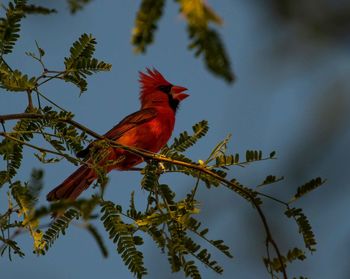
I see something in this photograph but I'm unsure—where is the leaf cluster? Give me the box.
[264,247,306,273]
[64,33,112,93]
[0,108,325,279]
[291,177,325,202]
[285,207,317,252]
[132,0,165,53]
[131,0,234,83]
[38,209,80,254]
[0,0,26,55]
[0,66,36,92]
[101,201,147,279]
[0,0,55,56]
[176,0,234,82]
[68,0,92,14]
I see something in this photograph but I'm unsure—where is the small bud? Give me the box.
[158,162,165,171]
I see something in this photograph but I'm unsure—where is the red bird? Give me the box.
[47,68,188,201]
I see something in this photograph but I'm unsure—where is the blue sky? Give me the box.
[1,1,350,278]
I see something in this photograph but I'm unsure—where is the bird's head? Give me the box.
[139,68,189,111]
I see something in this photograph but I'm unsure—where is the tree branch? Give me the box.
[0,112,288,278]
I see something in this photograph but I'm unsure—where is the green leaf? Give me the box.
[186,217,233,259]
[257,175,284,187]
[206,134,231,163]
[101,201,147,279]
[68,0,92,14]
[189,28,234,83]
[35,41,45,57]
[67,57,112,77]
[170,120,209,152]
[32,197,99,220]
[141,162,159,192]
[63,74,88,93]
[176,0,234,83]
[63,34,112,93]
[22,5,57,15]
[11,181,36,214]
[214,153,240,168]
[0,170,9,187]
[226,179,262,205]
[39,209,80,254]
[269,151,276,158]
[0,235,25,258]
[86,224,108,258]
[0,0,26,55]
[264,247,306,273]
[26,168,44,207]
[285,207,317,252]
[132,0,165,53]
[0,139,23,184]
[184,260,201,278]
[166,221,225,278]
[159,184,176,204]
[0,66,36,92]
[245,150,262,162]
[64,33,96,69]
[290,177,325,202]
[147,225,166,249]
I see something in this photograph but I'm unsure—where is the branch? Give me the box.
[0,112,288,278]
[0,113,101,139]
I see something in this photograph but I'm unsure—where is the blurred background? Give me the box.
[1,0,350,278]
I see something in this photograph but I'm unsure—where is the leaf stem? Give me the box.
[0,132,78,163]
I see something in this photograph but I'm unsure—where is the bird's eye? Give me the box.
[158,85,172,94]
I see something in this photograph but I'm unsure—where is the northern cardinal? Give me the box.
[47,68,188,201]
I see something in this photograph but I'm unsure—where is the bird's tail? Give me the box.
[47,165,96,201]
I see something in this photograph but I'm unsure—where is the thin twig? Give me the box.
[36,72,64,87]
[34,89,68,112]
[0,132,78,163]
[0,56,13,72]
[257,192,289,206]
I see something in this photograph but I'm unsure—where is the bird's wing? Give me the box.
[76,108,157,158]
[103,108,157,140]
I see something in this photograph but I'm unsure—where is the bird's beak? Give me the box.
[171,85,189,101]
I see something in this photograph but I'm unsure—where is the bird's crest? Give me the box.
[139,68,171,99]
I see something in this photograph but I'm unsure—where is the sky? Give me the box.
[1,1,350,278]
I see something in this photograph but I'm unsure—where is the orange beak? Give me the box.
[171,85,189,101]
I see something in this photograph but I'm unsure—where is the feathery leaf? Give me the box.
[101,201,147,278]
[132,0,165,53]
[0,236,25,258]
[290,177,325,202]
[264,247,306,273]
[63,34,111,93]
[176,0,234,83]
[0,0,26,55]
[285,207,317,252]
[170,120,209,152]
[68,0,92,14]
[257,175,284,187]
[0,65,36,92]
[40,209,80,253]
[86,223,109,258]
[22,5,56,15]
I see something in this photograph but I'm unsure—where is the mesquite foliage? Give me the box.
[0,1,325,279]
